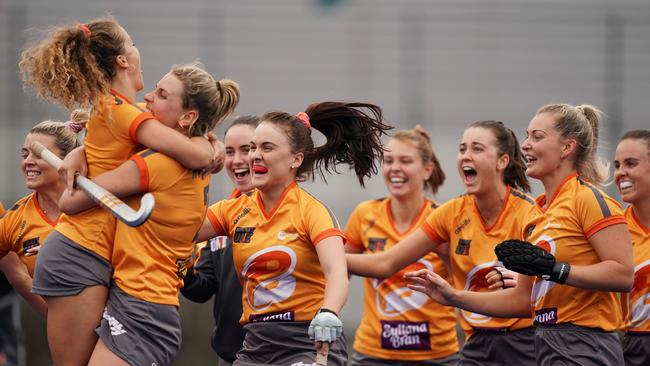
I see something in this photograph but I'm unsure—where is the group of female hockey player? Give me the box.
[0,15,648,366]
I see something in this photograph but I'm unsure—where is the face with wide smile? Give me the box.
[521,112,566,180]
[225,124,256,193]
[21,133,62,191]
[614,138,650,205]
[457,127,506,195]
[249,121,301,192]
[143,72,186,130]
[383,138,432,199]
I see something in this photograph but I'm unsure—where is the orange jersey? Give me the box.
[621,207,650,333]
[0,202,4,217]
[0,193,58,275]
[111,149,210,306]
[56,90,154,260]
[421,186,537,336]
[346,198,458,360]
[207,182,344,325]
[526,173,627,331]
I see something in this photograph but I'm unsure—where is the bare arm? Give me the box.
[564,223,633,292]
[0,253,47,318]
[58,160,141,214]
[405,268,532,318]
[316,236,348,314]
[195,218,219,243]
[136,120,213,170]
[346,228,443,278]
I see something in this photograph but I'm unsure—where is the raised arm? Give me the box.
[346,228,443,279]
[136,120,214,170]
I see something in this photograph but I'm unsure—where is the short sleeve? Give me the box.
[304,200,344,246]
[110,95,154,144]
[421,199,454,244]
[575,183,627,238]
[0,216,12,259]
[206,201,229,236]
[130,149,187,193]
[344,206,365,251]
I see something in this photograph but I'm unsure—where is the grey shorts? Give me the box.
[623,333,650,366]
[233,321,348,366]
[350,350,459,366]
[458,327,536,366]
[96,285,181,366]
[535,323,623,366]
[32,230,112,297]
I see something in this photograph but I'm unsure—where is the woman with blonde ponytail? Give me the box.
[403,104,633,365]
[345,125,460,365]
[21,18,238,365]
[56,63,239,366]
[0,109,84,319]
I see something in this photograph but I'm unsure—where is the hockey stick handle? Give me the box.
[29,141,154,227]
[315,341,329,366]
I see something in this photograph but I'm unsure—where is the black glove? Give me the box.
[494,239,571,284]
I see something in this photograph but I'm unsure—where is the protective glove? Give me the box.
[495,239,571,284]
[308,308,343,342]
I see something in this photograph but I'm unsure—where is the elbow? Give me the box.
[620,268,634,293]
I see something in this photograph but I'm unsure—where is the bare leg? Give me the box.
[46,285,108,366]
[87,338,129,366]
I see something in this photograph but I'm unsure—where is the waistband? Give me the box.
[535,322,610,333]
[471,326,535,334]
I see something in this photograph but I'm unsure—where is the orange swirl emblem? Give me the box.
[241,246,297,312]
[461,261,501,324]
[629,259,650,328]
[530,234,557,306]
[374,259,433,317]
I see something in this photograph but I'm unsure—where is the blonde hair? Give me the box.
[19,17,125,111]
[29,109,87,157]
[170,63,240,137]
[392,125,446,195]
[536,103,609,185]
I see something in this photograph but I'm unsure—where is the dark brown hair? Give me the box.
[260,102,392,186]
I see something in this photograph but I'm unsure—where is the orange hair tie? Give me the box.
[78,24,92,38]
[296,112,311,129]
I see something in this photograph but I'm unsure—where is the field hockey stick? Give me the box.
[30,141,154,227]
[315,341,329,366]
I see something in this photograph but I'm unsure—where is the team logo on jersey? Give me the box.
[232,207,251,226]
[530,234,557,306]
[22,237,40,252]
[277,231,299,241]
[543,221,562,231]
[176,257,191,279]
[233,227,255,243]
[461,261,501,324]
[380,320,431,350]
[454,218,471,234]
[242,246,297,312]
[629,259,650,328]
[368,237,387,252]
[534,307,557,325]
[249,310,295,323]
[374,258,433,317]
[455,239,471,256]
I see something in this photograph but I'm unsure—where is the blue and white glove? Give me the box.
[308,308,343,342]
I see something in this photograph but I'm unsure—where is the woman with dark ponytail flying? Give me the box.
[196,101,391,366]
[347,120,538,366]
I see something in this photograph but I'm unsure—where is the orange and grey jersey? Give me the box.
[421,186,537,336]
[111,149,210,306]
[526,173,627,331]
[0,193,58,275]
[56,90,154,260]
[622,207,650,333]
[345,198,458,361]
[206,182,344,325]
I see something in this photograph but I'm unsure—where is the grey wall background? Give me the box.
[1,0,649,364]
